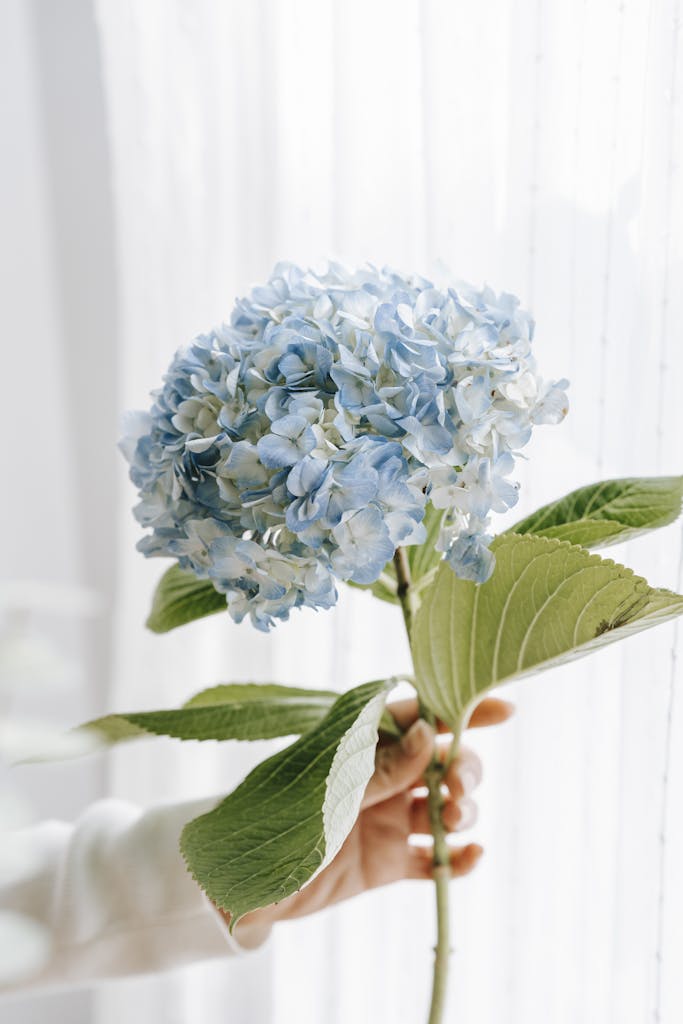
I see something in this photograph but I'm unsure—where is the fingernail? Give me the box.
[455,799,478,831]
[401,719,434,756]
[459,767,478,794]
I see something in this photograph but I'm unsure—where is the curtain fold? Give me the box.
[92,1,683,1021]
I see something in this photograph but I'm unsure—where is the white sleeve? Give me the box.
[0,795,266,992]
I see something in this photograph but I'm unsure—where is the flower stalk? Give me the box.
[392,548,453,1024]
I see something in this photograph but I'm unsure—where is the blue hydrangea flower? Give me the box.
[122,262,568,629]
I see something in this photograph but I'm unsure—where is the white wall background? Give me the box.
[2,0,683,1021]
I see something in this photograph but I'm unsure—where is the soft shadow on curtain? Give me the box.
[89,1,683,1022]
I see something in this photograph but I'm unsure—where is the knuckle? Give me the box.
[374,745,399,783]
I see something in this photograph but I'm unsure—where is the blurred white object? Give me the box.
[0,911,51,986]
[0,796,245,993]
[0,716,101,763]
[0,628,81,696]
[0,581,102,618]
[0,581,103,983]
[0,789,42,887]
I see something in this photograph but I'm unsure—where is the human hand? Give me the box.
[222,695,514,948]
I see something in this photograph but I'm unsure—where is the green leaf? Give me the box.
[81,715,149,745]
[412,532,683,730]
[346,572,400,604]
[83,683,340,745]
[180,679,392,924]
[146,565,226,633]
[407,501,444,582]
[508,476,683,549]
[378,708,403,739]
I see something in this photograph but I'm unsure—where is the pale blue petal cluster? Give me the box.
[122,263,568,629]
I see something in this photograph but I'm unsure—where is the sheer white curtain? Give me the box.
[87,1,683,1021]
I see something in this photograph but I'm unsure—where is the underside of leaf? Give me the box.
[146,564,227,633]
[180,679,391,924]
[412,532,683,729]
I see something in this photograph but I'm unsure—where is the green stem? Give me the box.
[393,546,416,634]
[425,760,452,1024]
[392,548,453,1024]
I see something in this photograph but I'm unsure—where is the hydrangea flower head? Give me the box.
[122,262,568,630]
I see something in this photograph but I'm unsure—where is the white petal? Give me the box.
[396,303,414,328]
[185,434,219,453]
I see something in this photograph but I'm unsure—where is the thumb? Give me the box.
[362,720,435,809]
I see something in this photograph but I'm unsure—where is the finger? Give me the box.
[362,720,435,809]
[409,795,479,834]
[411,743,481,795]
[409,795,463,834]
[443,746,483,798]
[406,842,484,880]
[386,696,514,734]
[467,697,515,729]
[453,797,478,831]
[387,698,451,734]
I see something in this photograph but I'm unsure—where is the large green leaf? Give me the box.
[508,476,683,549]
[146,565,226,633]
[412,532,683,729]
[83,683,340,745]
[180,679,392,924]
